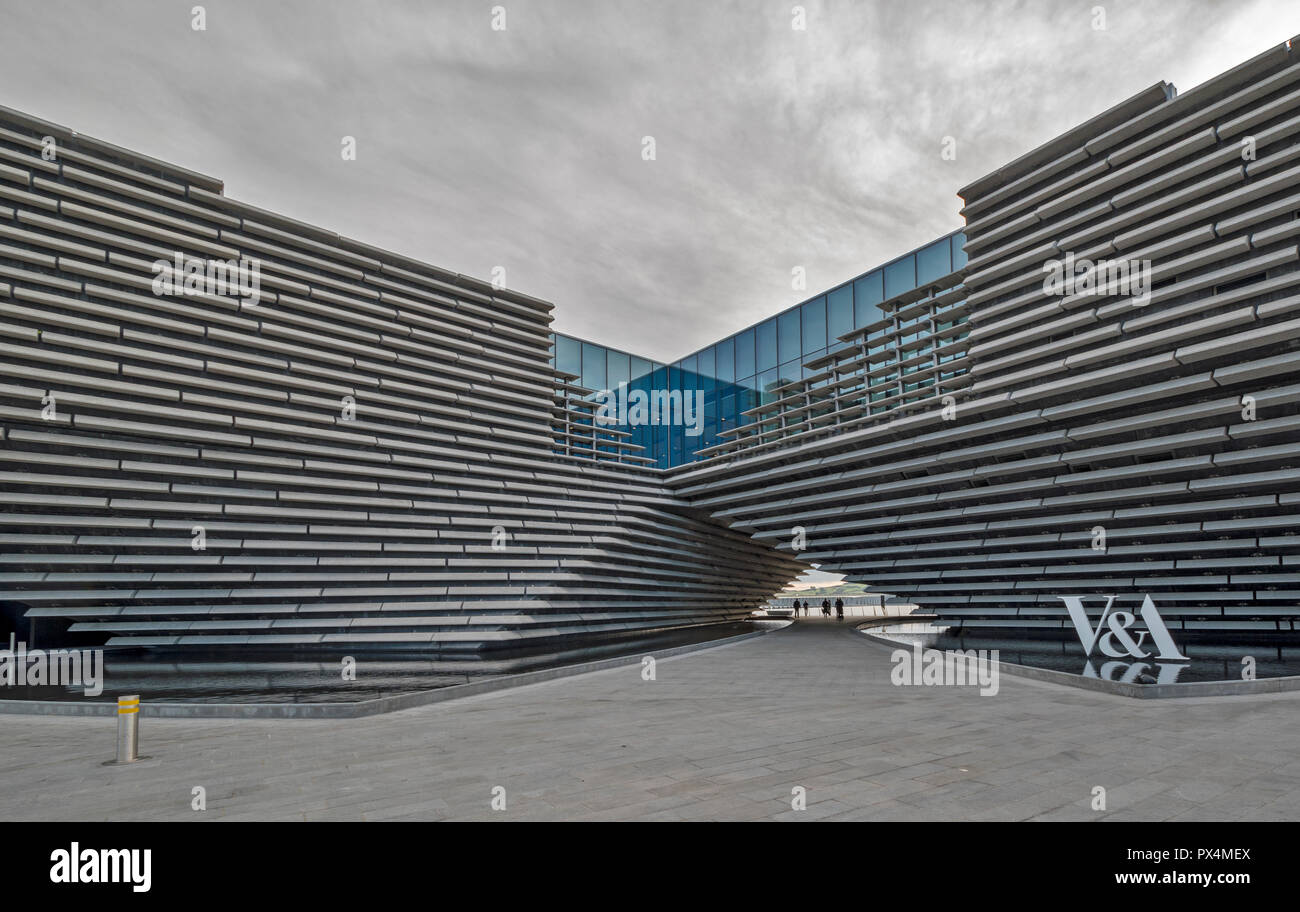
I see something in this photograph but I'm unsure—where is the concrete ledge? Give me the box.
[854,623,1300,699]
[0,626,772,719]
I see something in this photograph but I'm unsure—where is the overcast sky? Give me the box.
[1,0,1295,362]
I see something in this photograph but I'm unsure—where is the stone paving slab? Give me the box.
[0,619,1297,821]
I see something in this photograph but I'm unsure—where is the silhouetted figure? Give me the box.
[802,601,809,617]
[835,598,844,621]
[791,600,800,618]
[821,598,831,618]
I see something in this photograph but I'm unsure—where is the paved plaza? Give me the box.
[1,620,1298,821]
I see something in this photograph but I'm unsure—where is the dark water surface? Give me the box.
[866,622,1300,685]
[1,622,759,704]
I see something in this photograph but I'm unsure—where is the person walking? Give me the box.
[835,598,844,622]
[803,600,809,617]
[821,598,831,618]
[791,599,800,618]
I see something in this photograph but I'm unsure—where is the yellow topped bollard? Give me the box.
[113,695,140,764]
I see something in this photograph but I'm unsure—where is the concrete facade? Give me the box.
[0,104,802,651]
[2,37,1299,651]
[668,38,1300,642]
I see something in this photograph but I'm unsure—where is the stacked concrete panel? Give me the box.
[5,36,1300,654]
[0,104,802,651]
[668,37,1300,640]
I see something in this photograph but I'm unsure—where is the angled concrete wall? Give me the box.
[669,37,1300,641]
[4,36,1300,653]
[0,104,803,651]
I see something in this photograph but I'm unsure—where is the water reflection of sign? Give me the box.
[1082,659,1186,685]
[1059,594,1189,685]
[1058,594,1188,661]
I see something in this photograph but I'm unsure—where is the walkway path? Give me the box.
[1,620,1297,821]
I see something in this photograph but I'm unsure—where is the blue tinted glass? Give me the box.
[801,296,826,353]
[555,334,581,376]
[630,355,651,382]
[917,238,952,285]
[777,359,800,387]
[714,339,734,382]
[721,392,736,428]
[778,310,800,363]
[581,341,606,390]
[681,355,697,390]
[884,256,917,299]
[697,346,715,381]
[758,368,780,404]
[755,319,777,371]
[606,349,630,388]
[854,271,884,328]
[952,232,968,270]
[735,329,755,378]
[827,286,853,340]
[804,348,827,378]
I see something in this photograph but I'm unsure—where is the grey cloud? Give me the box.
[1,0,1294,361]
